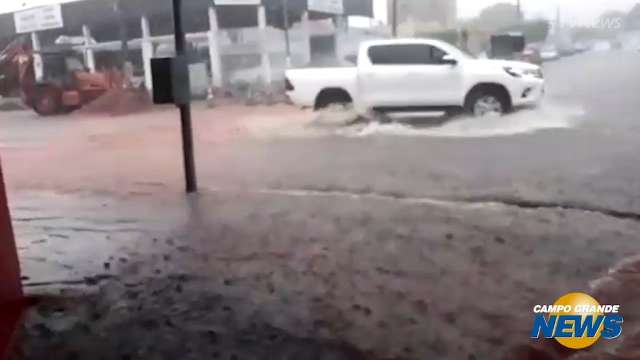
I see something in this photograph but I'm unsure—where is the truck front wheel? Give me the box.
[465,85,511,117]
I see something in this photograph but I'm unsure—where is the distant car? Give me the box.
[574,42,590,53]
[540,46,560,61]
[593,41,612,52]
[286,38,545,117]
[559,45,580,57]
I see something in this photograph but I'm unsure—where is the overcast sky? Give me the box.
[373,0,639,25]
[2,0,639,26]
[456,0,638,24]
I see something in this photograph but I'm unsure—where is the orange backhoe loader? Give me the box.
[0,37,124,116]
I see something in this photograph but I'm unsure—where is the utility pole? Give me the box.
[282,0,291,67]
[172,0,198,193]
[392,0,398,37]
[113,0,130,71]
[516,0,522,20]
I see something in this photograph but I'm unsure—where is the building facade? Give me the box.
[388,0,457,35]
[0,0,375,50]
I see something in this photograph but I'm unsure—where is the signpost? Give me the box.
[13,5,64,34]
[174,0,197,193]
[13,5,63,83]
[308,0,344,14]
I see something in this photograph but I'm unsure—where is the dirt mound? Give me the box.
[80,88,152,116]
[0,98,26,112]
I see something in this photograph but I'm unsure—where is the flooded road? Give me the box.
[2,50,640,359]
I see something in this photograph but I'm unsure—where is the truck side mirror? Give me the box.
[441,55,458,66]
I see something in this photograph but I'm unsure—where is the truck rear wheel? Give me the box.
[33,87,62,116]
[314,88,353,110]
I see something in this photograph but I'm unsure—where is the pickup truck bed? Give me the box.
[286,67,357,109]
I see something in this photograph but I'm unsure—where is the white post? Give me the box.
[334,15,347,62]
[141,16,153,92]
[301,11,311,65]
[82,25,96,73]
[258,5,272,86]
[208,7,223,89]
[30,32,44,82]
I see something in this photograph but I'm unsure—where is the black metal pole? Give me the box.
[172,0,198,193]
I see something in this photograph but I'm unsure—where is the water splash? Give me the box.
[343,103,584,138]
[246,102,584,140]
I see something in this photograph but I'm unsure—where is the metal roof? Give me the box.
[0,0,373,50]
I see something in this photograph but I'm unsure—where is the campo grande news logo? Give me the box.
[530,292,623,349]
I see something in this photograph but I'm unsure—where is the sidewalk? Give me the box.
[10,188,640,359]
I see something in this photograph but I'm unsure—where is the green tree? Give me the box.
[626,3,640,29]
[416,29,459,45]
[471,3,521,31]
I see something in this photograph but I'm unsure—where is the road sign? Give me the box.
[14,5,64,34]
[214,0,261,5]
[308,0,344,14]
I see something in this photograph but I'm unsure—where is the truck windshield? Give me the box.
[435,40,476,60]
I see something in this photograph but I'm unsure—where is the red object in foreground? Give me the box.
[0,159,25,360]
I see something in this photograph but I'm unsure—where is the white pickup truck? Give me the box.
[285,39,544,117]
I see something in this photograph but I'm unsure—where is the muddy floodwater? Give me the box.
[4,49,640,359]
[9,188,640,359]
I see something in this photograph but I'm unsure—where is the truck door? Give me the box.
[358,44,416,108]
[408,44,463,106]
[358,43,462,109]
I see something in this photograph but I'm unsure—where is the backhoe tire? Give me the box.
[33,87,62,116]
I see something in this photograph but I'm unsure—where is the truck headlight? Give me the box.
[527,68,544,78]
[504,67,543,79]
[504,67,522,78]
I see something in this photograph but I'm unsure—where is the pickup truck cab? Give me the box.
[285,38,544,117]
